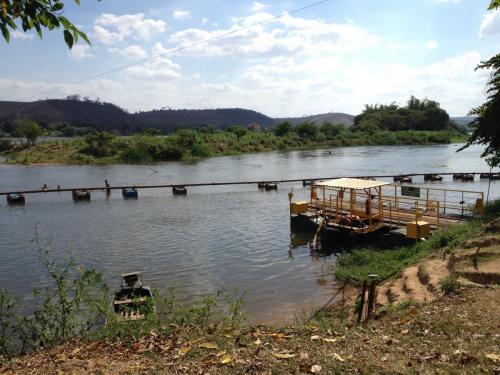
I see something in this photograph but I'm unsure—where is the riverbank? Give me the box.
[0,129,468,165]
[2,288,498,374]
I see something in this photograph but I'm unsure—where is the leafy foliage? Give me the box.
[461,54,500,167]
[0,0,91,48]
[14,118,43,144]
[353,96,453,132]
[82,131,116,157]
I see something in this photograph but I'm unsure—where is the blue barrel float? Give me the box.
[122,187,138,198]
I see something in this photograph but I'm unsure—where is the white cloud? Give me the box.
[0,78,122,103]
[425,40,438,49]
[68,44,94,61]
[480,9,500,36]
[173,10,191,20]
[10,30,34,40]
[125,43,181,81]
[201,17,208,25]
[251,2,267,12]
[93,13,166,45]
[168,12,379,58]
[109,44,148,59]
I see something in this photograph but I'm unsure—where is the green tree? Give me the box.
[227,126,247,140]
[319,123,344,139]
[295,122,318,141]
[461,54,500,166]
[274,121,293,137]
[83,131,116,157]
[16,119,43,144]
[0,0,90,48]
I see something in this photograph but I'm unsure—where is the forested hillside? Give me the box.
[0,98,275,135]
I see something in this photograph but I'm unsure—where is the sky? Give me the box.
[0,0,499,117]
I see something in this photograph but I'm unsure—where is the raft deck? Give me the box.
[290,178,484,238]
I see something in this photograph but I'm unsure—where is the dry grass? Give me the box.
[2,286,499,374]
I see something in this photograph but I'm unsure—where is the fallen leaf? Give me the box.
[272,352,296,359]
[254,338,262,346]
[179,346,191,356]
[310,364,322,373]
[485,353,500,363]
[199,342,219,350]
[220,355,232,364]
[310,335,322,341]
[322,338,337,343]
[333,353,345,362]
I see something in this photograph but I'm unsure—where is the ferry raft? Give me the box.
[289,177,485,240]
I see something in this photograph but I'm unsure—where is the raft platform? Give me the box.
[289,177,485,239]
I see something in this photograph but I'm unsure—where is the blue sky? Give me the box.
[0,0,499,117]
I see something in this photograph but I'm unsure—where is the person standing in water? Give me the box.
[105,180,111,194]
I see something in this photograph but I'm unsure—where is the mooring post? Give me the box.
[357,281,367,323]
[366,274,379,321]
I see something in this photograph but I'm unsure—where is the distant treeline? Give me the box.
[353,96,462,132]
[1,120,467,165]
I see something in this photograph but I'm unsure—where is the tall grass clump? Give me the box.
[335,218,485,285]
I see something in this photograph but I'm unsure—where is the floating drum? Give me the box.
[462,174,474,182]
[6,193,25,205]
[257,183,265,189]
[424,174,442,182]
[453,173,464,180]
[72,189,91,201]
[394,175,411,183]
[122,187,138,198]
[264,183,278,191]
[172,186,187,195]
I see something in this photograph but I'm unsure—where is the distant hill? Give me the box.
[0,99,275,133]
[451,116,476,127]
[274,113,355,127]
[0,100,133,131]
[134,108,275,131]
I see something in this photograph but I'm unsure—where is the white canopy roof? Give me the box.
[314,177,389,190]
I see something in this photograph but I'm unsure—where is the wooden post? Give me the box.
[444,190,446,214]
[357,281,367,323]
[366,276,378,321]
[329,194,332,216]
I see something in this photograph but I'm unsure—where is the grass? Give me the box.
[335,219,484,285]
[335,201,500,285]
[0,128,468,165]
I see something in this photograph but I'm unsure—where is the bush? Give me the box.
[82,131,116,157]
[0,139,11,152]
[120,147,153,163]
[439,275,461,295]
[191,143,211,158]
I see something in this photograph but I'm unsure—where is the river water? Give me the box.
[0,144,499,323]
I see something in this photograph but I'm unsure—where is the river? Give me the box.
[0,144,499,324]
